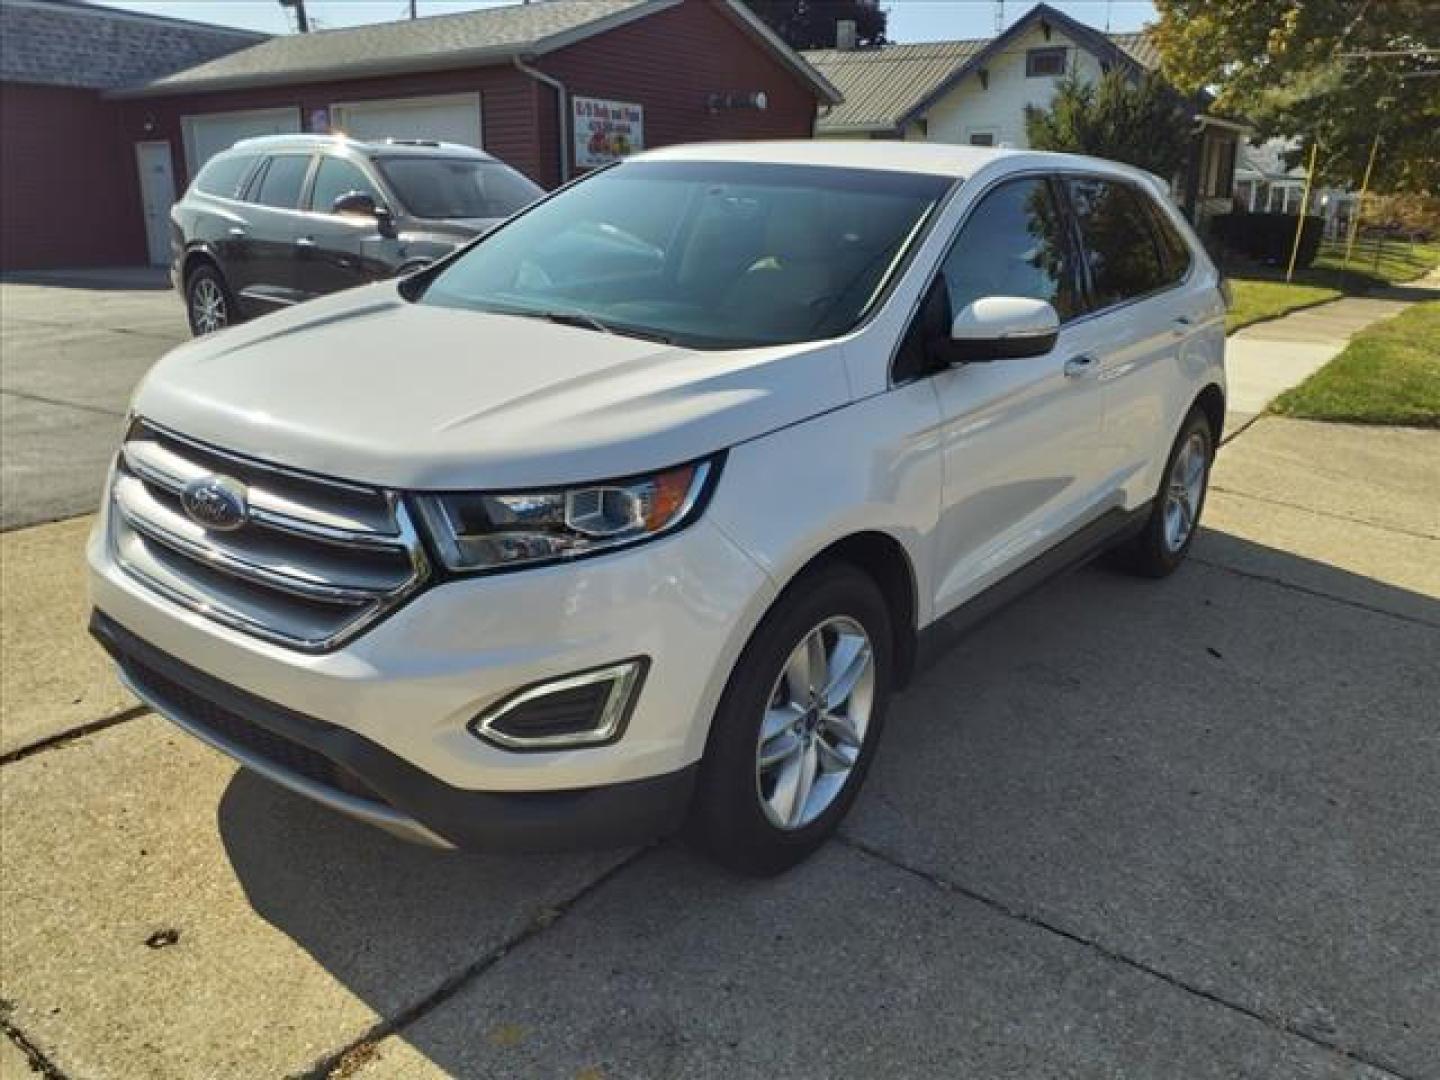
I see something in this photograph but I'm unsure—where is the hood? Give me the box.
[133,284,853,491]
[408,217,503,243]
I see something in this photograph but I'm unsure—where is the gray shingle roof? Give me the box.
[126,0,656,96]
[804,26,1160,134]
[0,0,265,91]
[803,39,988,133]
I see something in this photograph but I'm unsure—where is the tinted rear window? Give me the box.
[1067,177,1169,307]
[254,154,311,210]
[194,154,257,199]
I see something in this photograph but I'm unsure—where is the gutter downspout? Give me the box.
[513,55,569,185]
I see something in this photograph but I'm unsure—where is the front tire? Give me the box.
[689,563,893,876]
[1112,408,1214,578]
[185,264,236,336]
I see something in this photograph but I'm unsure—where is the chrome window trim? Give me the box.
[887,167,1202,385]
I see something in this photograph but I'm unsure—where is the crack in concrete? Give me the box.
[0,1001,69,1080]
[0,509,97,536]
[0,705,151,767]
[0,315,179,342]
[837,835,1417,1080]
[292,845,655,1080]
[0,388,128,419]
[1190,555,1440,631]
[1210,484,1440,541]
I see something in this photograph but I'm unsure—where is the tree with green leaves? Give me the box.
[744,0,886,51]
[1153,0,1440,193]
[1023,71,1194,181]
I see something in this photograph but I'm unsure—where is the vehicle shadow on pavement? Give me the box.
[214,531,1439,1079]
[1,268,172,291]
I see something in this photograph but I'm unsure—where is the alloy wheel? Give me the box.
[755,615,875,830]
[1163,431,1208,552]
[191,277,229,334]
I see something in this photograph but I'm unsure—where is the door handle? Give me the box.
[1063,354,1098,378]
[295,236,317,248]
[227,226,247,238]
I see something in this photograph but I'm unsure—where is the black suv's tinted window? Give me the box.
[311,157,380,213]
[375,157,543,220]
[194,154,256,199]
[938,176,1078,320]
[254,154,311,209]
[1067,177,1168,307]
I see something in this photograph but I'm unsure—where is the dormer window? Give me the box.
[1026,47,1067,77]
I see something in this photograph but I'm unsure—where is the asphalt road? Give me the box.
[0,271,187,530]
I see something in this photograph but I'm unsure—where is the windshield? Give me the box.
[375,156,544,220]
[415,161,954,349]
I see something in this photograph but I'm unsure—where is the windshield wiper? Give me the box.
[531,309,675,345]
[535,308,615,335]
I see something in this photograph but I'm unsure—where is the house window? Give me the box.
[968,131,996,147]
[1026,47,1067,77]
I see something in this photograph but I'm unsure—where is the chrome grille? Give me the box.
[110,420,429,651]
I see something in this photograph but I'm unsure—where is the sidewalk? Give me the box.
[1223,271,1440,436]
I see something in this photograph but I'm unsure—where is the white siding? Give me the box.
[917,25,1108,149]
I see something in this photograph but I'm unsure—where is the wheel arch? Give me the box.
[1193,382,1226,447]
[776,530,921,690]
[180,245,222,286]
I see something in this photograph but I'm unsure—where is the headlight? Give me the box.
[413,457,719,572]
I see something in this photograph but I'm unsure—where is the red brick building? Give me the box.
[0,0,264,270]
[1,0,839,271]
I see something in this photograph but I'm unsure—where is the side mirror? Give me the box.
[333,191,397,238]
[331,190,380,217]
[946,296,1059,362]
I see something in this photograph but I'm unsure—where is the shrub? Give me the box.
[1211,211,1324,268]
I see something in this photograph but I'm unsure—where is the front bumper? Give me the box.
[88,499,776,847]
[92,610,699,851]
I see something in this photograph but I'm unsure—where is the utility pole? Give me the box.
[409,0,417,18]
[279,0,309,33]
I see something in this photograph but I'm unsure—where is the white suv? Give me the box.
[89,143,1225,875]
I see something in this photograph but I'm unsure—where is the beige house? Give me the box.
[803,3,1244,226]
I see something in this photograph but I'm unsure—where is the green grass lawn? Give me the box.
[1226,279,1341,333]
[1314,239,1440,287]
[1224,240,1439,335]
[1271,300,1440,428]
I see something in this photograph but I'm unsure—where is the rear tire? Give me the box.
[185,263,237,336]
[689,563,893,876]
[1111,408,1214,578]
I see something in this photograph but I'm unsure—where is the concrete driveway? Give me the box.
[2,415,1436,1079]
[0,270,187,530]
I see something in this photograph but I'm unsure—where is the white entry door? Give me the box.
[134,141,176,267]
[331,93,482,148]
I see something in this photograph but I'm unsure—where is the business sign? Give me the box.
[573,96,643,168]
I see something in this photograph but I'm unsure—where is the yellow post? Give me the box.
[1342,133,1381,272]
[1286,141,1320,283]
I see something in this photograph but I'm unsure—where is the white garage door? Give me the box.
[182,107,301,176]
[331,93,482,149]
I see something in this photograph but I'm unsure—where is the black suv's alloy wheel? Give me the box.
[187,265,234,336]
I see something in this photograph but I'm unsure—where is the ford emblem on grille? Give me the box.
[180,475,249,531]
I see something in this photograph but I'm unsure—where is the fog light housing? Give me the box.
[470,659,648,750]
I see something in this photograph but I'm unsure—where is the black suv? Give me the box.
[171,134,544,335]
